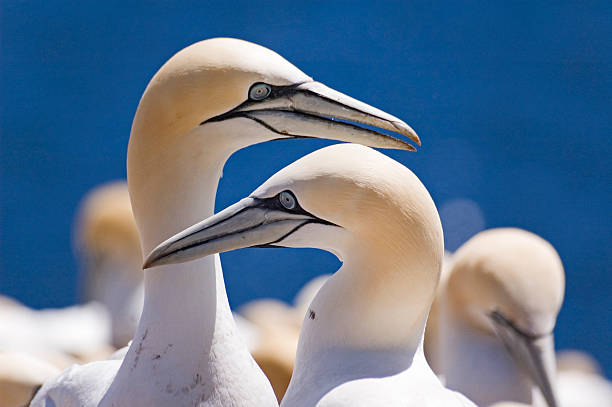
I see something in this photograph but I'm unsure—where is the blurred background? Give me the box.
[1,1,610,376]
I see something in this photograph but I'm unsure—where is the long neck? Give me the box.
[441,305,535,406]
[107,126,258,398]
[284,244,436,405]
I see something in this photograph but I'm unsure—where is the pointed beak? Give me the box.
[205,81,420,151]
[143,196,333,269]
[489,311,558,407]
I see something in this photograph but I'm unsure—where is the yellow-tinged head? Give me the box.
[75,181,140,263]
[447,228,565,337]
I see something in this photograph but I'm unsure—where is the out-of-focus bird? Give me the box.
[31,38,419,407]
[144,144,476,406]
[0,294,111,363]
[438,228,564,407]
[555,350,612,407]
[0,353,60,407]
[75,181,143,348]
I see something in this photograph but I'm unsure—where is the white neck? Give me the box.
[283,244,435,406]
[440,306,535,406]
[103,126,276,405]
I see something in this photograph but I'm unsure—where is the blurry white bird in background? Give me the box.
[437,228,564,407]
[75,181,143,348]
[144,144,476,406]
[555,350,612,407]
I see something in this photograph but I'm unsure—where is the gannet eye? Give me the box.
[278,191,297,210]
[249,83,272,101]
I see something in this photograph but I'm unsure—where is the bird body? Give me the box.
[280,345,474,407]
[32,38,418,407]
[144,144,475,407]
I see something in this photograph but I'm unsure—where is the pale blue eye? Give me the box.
[279,191,296,210]
[249,83,271,100]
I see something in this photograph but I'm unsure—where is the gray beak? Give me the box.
[490,311,558,407]
[205,80,420,151]
[143,195,334,269]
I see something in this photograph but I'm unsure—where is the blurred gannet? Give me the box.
[0,296,111,362]
[75,181,143,348]
[144,144,476,407]
[555,350,612,407]
[439,228,564,407]
[32,38,419,407]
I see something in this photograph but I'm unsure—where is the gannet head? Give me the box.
[446,227,565,407]
[144,143,441,274]
[129,37,419,153]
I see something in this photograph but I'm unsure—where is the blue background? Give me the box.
[1,2,610,376]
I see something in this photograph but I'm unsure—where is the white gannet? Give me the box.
[75,181,143,348]
[144,143,476,407]
[31,38,419,407]
[438,228,565,407]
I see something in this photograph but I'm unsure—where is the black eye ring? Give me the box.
[249,83,272,101]
[278,190,297,210]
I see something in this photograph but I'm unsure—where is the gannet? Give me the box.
[31,38,419,407]
[144,144,476,407]
[75,181,143,348]
[439,228,565,407]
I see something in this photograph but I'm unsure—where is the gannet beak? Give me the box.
[204,81,420,151]
[489,311,558,407]
[143,196,334,269]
